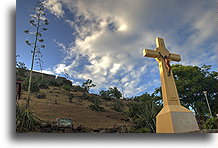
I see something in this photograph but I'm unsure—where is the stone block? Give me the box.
[156,105,199,133]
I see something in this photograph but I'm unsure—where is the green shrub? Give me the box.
[111,99,124,112]
[60,78,72,86]
[16,74,25,81]
[38,81,49,89]
[16,62,28,77]
[68,94,74,103]
[35,93,46,99]
[203,117,217,129]
[71,85,86,92]
[62,84,72,91]
[22,75,50,92]
[99,90,111,100]
[16,68,27,77]
[100,87,122,100]
[29,76,41,92]
[90,104,105,112]
[68,94,74,98]
[134,127,151,133]
[47,77,72,88]
[89,97,105,112]
[118,125,135,133]
[47,79,61,87]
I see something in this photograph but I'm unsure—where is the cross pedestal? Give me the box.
[143,38,199,133]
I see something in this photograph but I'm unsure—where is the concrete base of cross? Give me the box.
[156,105,199,133]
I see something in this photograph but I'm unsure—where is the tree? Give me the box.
[16,56,28,78]
[109,87,122,99]
[100,87,122,100]
[82,79,96,92]
[16,61,27,70]
[24,1,49,107]
[172,64,217,118]
[99,89,111,100]
[118,77,125,99]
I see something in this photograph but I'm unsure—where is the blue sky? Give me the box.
[16,0,217,97]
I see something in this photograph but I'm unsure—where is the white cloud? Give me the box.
[43,0,64,18]
[110,63,121,74]
[54,64,67,73]
[48,0,217,97]
[35,69,54,75]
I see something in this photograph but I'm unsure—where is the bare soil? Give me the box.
[17,86,130,129]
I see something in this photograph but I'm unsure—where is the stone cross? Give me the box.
[143,37,181,106]
[142,37,199,133]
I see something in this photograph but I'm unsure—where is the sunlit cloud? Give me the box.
[118,24,128,31]
[43,0,64,19]
[44,0,217,97]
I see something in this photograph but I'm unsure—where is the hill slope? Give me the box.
[16,70,130,130]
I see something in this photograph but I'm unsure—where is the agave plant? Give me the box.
[16,104,40,132]
[136,100,161,133]
[127,94,162,133]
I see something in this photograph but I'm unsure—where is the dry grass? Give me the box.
[17,87,130,129]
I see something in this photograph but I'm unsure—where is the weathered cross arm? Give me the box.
[169,53,181,62]
[143,49,181,62]
[143,49,159,58]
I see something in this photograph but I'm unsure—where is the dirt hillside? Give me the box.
[17,86,131,129]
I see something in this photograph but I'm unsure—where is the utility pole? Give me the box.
[203,91,212,118]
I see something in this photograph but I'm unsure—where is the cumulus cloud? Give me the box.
[43,0,64,18]
[45,0,217,97]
